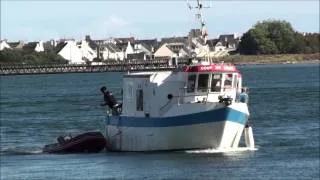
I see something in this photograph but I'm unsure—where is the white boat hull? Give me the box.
[105,104,248,151]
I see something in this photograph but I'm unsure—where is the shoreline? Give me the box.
[234,59,320,65]
[214,53,319,65]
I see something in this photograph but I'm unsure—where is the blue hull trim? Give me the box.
[107,107,248,128]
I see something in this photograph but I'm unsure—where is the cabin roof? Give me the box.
[184,64,238,73]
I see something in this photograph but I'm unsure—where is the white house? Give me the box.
[19,41,44,53]
[8,41,25,50]
[154,42,189,58]
[78,40,97,61]
[57,40,83,64]
[0,40,11,51]
[213,42,226,52]
[125,41,134,59]
[154,43,174,58]
[218,34,240,50]
[34,41,44,52]
[133,39,157,60]
[101,43,124,61]
[204,39,229,58]
[134,43,151,55]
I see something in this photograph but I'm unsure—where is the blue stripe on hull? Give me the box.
[107,107,248,127]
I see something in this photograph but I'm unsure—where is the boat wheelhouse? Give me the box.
[184,63,241,104]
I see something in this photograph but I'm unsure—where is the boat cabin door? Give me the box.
[122,75,151,117]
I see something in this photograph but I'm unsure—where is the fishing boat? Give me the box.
[103,0,255,151]
[43,131,106,153]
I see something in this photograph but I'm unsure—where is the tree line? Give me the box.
[0,49,68,64]
[238,20,319,55]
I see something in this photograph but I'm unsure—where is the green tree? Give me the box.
[0,49,23,63]
[304,33,320,53]
[239,20,301,55]
[238,30,259,55]
[292,32,307,53]
[0,49,68,64]
[266,20,296,53]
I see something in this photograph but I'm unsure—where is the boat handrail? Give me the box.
[176,86,239,104]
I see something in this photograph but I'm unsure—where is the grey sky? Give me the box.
[1,0,319,42]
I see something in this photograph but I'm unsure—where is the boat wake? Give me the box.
[1,148,43,156]
[185,147,258,154]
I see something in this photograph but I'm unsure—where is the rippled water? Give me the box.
[0,63,319,180]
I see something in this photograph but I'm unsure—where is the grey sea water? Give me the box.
[0,63,319,180]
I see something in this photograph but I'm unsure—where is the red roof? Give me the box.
[184,64,238,73]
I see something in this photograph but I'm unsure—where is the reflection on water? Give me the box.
[185,147,258,154]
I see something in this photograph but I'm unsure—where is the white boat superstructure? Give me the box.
[104,61,253,151]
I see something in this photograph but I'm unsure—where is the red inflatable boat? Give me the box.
[43,131,106,153]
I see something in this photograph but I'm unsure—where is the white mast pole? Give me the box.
[187,0,211,61]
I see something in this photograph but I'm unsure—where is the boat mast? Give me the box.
[187,0,211,44]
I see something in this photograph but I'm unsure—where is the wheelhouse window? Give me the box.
[187,74,196,93]
[136,89,143,111]
[224,73,233,90]
[197,74,209,92]
[126,83,133,99]
[211,74,222,92]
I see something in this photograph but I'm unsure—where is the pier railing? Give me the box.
[0,59,189,76]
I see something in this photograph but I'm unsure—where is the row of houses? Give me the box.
[0,29,241,64]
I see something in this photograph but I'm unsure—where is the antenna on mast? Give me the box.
[186,0,211,44]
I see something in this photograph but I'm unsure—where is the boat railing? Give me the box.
[159,88,222,116]
[160,86,247,114]
[177,87,215,104]
[177,87,241,104]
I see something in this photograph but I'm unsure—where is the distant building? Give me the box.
[56,40,83,64]
[86,35,126,61]
[154,43,174,58]
[218,34,240,50]
[206,39,228,57]
[35,41,44,52]
[100,43,124,61]
[207,39,226,52]
[0,40,11,51]
[154,37,190,59]
[114,37,135,45]
[127,52,147,61]
[43,39,58,52]
[125,41,134,59]
[134,39,158,60]
[22,41,44,53]
[7,41,25,50]
[77,40,97,61]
